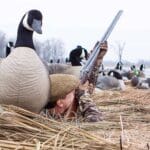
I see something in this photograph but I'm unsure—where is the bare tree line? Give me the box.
[34,38,66,63]
[0,30,66,63]
[0,30,150,67]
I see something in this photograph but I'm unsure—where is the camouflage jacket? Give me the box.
[76,93,103,122]
[40,91,102,122]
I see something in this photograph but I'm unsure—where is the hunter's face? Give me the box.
[52,90,75,115]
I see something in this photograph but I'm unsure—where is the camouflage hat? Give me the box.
[49,74,80,102]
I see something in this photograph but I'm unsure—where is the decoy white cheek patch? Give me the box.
[23,13,33,31]
[80,49,85,58]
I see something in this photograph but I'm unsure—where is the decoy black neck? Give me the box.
[15,20,35,50]
[108,70,123,80]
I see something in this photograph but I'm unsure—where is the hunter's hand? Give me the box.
[100,41,108,50]
[79,81,94,94]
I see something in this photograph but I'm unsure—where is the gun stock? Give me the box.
[80,10,123,87]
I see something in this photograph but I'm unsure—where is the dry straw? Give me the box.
[0,85,149,150]
[0,104,125,150]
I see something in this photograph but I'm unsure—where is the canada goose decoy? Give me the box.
[124,65,146,80]
[6,41,14,57]
[0,10,50,113]
[69,45,88,66]
[96,70,125,90]
[115,61,123,70]
[131,76,150,89]
[66,46,88,79]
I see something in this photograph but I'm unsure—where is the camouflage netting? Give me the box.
[0,83,149,150]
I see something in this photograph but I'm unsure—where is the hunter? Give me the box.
[41,74,103,122]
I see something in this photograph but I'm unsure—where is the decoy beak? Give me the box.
[32,19,42,34]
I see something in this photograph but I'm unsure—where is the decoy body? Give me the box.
[96,70,125,90]
[0,10,50,113]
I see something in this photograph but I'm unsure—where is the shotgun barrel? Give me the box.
[80,10,123,85]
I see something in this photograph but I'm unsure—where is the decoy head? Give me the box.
[22,9,43,34]
[108,70,123,80]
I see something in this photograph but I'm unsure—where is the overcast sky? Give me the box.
[0,0,150,63]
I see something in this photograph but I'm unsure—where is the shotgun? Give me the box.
[80,10,123,88]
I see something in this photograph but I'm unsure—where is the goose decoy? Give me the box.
[6,41,14,57]
[69,45,88,66]
[115,61,123,70]
[66,46,88,79]
[0,9,50,113]
[96,70,125,90]
[124,65,146,80]
[139,64,145,71]
[131,76,149,89]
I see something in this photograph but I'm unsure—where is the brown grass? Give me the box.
[89,83,150,149]
[0,83,149,150]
